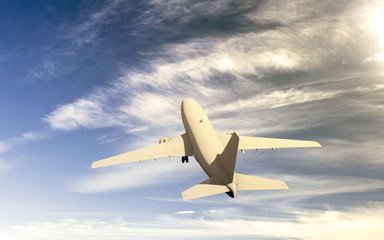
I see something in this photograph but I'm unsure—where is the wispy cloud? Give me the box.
[175,210,195,215]
[0,130,48,154]
[40,1,384,206]
[41,0,384,136]
[0,159,11,172]
[0,143,8,153]
[43,98,119,130]
[69,160,201,193]
[66,0,122,47]
[1,204,383,240]
[211,84,384,114]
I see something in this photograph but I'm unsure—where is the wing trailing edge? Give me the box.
[217,132,321,150]
[91,133,192,168]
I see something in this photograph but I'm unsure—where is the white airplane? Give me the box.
[92,98,321,200]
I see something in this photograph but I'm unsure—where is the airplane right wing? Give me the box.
[91,133,193,168]
[217,132,321,150]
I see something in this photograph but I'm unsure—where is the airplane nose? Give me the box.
[181,98,197,112]
[181,98,203,124]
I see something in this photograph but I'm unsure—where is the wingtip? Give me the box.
[91,161,100,169]
[181,193,188,201]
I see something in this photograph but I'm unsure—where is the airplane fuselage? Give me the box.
[181,98,236,194]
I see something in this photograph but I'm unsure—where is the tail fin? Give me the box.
[181,177,229,201]
[236,173,288,190]
[218,132,239,183]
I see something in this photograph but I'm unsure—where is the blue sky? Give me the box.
[0,0,384,239]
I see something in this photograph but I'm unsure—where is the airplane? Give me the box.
[91,98,321,200]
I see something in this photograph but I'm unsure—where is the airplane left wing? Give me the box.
[217,132,321,150]
[91,133,193,168]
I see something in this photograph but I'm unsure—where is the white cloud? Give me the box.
[69,160,201,193]
[0,159,11,172]
[120,93,180,127]
[68,0,121,46]
[212,88,342,113]
[233,175,384,208]
[0,142,8,153]
[364,52,384,63]
[42,0,384,135]
[175,210,195,215]
[44,99,119,130]
[138,0,239,27]
[1,205,383,240]
[0,130,48,154]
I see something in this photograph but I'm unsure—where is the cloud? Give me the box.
[232,175,384,208]
[0,130,48,154]
[1,205,383,240]
[2,3,384,240]
[364,52,384,63]
[69,160,201,193]
[43,98,117,130]
[27,58,58,80]
[0,142,9,153]
[41,1,384,203]
[41,0,384,136]
[66,0,122,46]
[212,88,343,113]
[175,210,195,215]
[0,159,11,172]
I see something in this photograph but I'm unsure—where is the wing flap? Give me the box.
[217,132,321,150]
[181,178,229,201]
[236,173,288,190]
[91,133,192,168]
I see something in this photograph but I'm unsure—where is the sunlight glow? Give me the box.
[366,6,384,47]
[272,54,294,69]
[216,58,234,71]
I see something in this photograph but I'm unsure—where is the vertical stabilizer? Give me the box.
[218,132,239,183]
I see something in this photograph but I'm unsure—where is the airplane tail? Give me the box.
[181,174,288,201]
[181,133,240,201]
[181,132,288,201]
[217,132,239,183]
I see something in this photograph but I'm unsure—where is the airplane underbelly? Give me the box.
[192,127,223,164]
[181,98,225,177]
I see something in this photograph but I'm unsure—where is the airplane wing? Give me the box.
[217,132,321,150]
[91,133,193,168]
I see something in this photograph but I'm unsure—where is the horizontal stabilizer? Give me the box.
[236,173,288,190]
[181,178,229,201]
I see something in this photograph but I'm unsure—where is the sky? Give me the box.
[0,0,383,239]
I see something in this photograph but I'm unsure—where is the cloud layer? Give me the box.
[1,204,383,240]
[1,1,384,239]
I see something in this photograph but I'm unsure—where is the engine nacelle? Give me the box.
[159,137,171,144]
